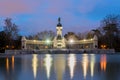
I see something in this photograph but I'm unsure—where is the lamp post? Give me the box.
[46,39,50,49]
[69,39,74,49]
[101,44,106,49]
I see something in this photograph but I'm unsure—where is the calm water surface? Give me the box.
[0,53,120,80]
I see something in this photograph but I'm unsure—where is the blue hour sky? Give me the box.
[0,0,120,35]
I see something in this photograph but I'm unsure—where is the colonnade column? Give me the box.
[93,35,98,49]
[21,36,27,50]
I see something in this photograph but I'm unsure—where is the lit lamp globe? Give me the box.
[70,39,74,44]
[46,39,50,44]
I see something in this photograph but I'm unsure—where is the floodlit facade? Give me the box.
[21,18,98,50]
[53,18,66,48]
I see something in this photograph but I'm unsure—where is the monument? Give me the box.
[53,17,66,48]
[21,18,98,50]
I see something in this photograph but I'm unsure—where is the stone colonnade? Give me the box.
[21,35,98,50]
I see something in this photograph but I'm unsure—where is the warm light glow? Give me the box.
[69,39,74,43]
[6,57,9,72]
[100,54,107,71]
[12,56,14,70]
[46,39,50,44]
[33,40,36,42]
[6,45,9,48]
[101,45,107,49]
[86,45,88,48]
[91,39,93,40]
[44,54,52,79]
[32,54,38,79]
[82,54,88,79]
[68,54,76,79]
[90,54,95,77]
[84,39,86,41]
[12,46,14,49]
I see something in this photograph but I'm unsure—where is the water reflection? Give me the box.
[0,53,120,80]
[90,54,95,77]
[54,54,65,80]
[44,54,53,79]
[12,56,14,70]
[100,54,107,71]
[32,54,38,79]
[6,57,9,73]
[82,54,89,79]
[68,54,76,79]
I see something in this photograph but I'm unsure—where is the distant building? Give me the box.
[21,18,98,50]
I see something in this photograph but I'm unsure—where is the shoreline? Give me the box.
[3,49,115,54]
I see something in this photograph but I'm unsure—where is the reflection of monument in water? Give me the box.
[21,17,98,50]
[54,54,65,80]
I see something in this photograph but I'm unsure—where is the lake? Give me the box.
[0,53,120,80]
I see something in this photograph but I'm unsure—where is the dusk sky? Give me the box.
[0,0,120,35]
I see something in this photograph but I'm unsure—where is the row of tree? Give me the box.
[87,15,120,51]
[0,14,120,52]
[0,18,21,52]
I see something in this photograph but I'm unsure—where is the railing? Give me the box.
[5,49,115,54]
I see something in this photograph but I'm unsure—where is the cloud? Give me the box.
[0,0,41,17]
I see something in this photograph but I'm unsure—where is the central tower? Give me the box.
[56,17,63,37]
[53,17,66,48]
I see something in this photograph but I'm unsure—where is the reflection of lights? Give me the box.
[68,54,76,79]
[6,58,9,72]
[90,54,95,77]
[82,54,88,79]
[54,54,65,80]
[100,54,107,71]
[44,54,52,79]
[32,54,38,79]
[12,56,14,70]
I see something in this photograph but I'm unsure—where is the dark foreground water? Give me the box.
[0,53,120,80]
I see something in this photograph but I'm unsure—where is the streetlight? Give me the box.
[46,39,50,44]
[46,39,51,49]
[70,39,74,44]
[69,39,74,49]
[101,44,106,49]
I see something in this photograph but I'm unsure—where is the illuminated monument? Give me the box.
[53,17,66,48]
[21,18,98,50]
